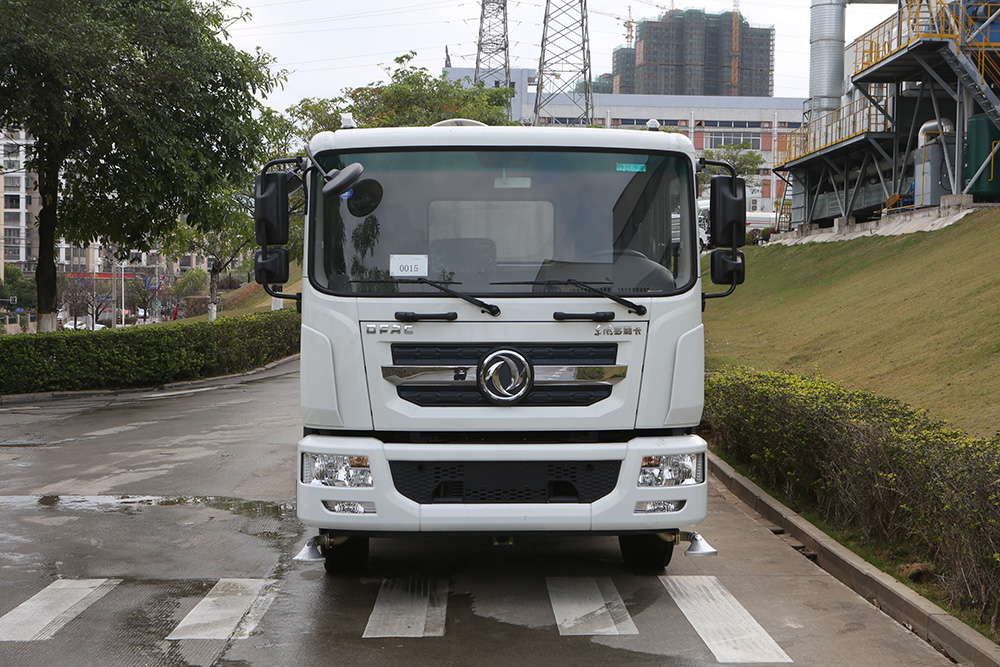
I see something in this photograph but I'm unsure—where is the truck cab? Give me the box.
[254,121,746,572]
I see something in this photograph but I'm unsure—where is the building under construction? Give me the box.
[610,9,774,97]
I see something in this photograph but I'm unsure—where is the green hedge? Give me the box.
[701,367,1000,633]
[0,309,300,394]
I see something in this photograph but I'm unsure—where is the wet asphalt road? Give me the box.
[0,360,954,666]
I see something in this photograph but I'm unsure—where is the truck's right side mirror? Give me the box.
[709,175,746,249]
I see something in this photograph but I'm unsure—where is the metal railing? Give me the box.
[775,89,891,166]
[777,1,1000,167]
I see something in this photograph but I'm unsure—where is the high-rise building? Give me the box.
[610,9,774,97]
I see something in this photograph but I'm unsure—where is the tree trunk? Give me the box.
[35,160,61,332]
[209,265,220,322]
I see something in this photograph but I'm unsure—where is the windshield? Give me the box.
[309,148,696,297]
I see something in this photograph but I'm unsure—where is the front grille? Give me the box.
[389,343,620,407]
[389,460,622,504]
[391,343,618,366]
[397,385,612,407]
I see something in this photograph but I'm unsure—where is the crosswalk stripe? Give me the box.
[661,575,792,664]
[363,577,449,638]
[0,578,121,641]
[546,577,638,636]
[167,578,274,641]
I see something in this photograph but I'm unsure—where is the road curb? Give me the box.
[708,452,1000,667]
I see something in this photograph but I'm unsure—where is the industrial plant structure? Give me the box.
[776,0,1000,231]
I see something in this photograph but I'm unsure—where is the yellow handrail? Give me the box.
[775,87,890,166]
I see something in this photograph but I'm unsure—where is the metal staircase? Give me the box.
[941,40,1000,130]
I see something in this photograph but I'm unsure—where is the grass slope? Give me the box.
[703,209,1000,437]
[207,263,304,320]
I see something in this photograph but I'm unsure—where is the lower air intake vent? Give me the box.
[389,460,621,504]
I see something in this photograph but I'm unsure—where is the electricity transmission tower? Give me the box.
[474,0,510,90]
[534,0,593,126]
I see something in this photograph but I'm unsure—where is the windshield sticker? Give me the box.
[390,254,428,278]
[617,163,647,173]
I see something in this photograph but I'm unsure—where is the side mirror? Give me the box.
[255,247,289,286]
[710,249,745,286]
[709,175,746,248]
[322,162,364,197]
[254,172,292,246]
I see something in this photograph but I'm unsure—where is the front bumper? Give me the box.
[296,433,708,534]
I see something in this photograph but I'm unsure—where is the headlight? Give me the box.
[302,454,373,488]
[637,453,704,487]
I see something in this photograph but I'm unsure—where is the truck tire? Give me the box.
[619,534,674,570]
[322,536,369,574]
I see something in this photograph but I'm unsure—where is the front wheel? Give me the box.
[322,535,370,574]
[619,534,674,570]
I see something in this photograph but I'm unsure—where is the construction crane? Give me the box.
[591,6,635,47]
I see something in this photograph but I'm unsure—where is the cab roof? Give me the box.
[308,123,697,159]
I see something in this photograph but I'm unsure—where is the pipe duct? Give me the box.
[809,0,898,118]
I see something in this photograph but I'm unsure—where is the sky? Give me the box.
[226,0,900,114]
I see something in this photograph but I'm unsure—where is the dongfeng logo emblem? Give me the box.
[478,349,532,405]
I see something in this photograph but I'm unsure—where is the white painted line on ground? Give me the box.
[661,575,792,664]
[167,578,274,641]
[233,580,281,640]
[0,578,121,641]
[546,577,638,636]
[363,577,449,638]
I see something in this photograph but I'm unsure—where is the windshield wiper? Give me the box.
[351,278,501,316]
[491,279,647,316]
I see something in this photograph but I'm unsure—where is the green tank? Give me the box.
[966,114,1000,201]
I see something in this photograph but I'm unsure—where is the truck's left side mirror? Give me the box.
[254,171,294,246]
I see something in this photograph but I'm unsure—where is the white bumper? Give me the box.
[297,433,708,533]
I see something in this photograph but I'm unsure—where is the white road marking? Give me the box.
[233,581,281,640]
[80,421,158,437]
[167,578,274,641]
[363,577,448,638]
[0,578,121,641]
[546,577,638,636]
[661,575,792,664]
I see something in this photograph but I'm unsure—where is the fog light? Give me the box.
[634,500,686,514]
[302,454,373,488]
[637,453,704,487]
[322,500,376,514]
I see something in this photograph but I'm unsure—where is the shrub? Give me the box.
[0,309,300,395]
[701,367,1000,633]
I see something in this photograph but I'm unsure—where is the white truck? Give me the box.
[254,120,746,572]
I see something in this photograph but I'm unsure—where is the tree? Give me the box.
[0,265,37,311]
[698,142,766,192]
[286,52,514,134]
[161,188,256,319]
[172,268,209,300]
[0,0,282,331]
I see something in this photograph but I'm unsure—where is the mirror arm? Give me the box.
[699,157,739,197]
[260,156,303,179]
